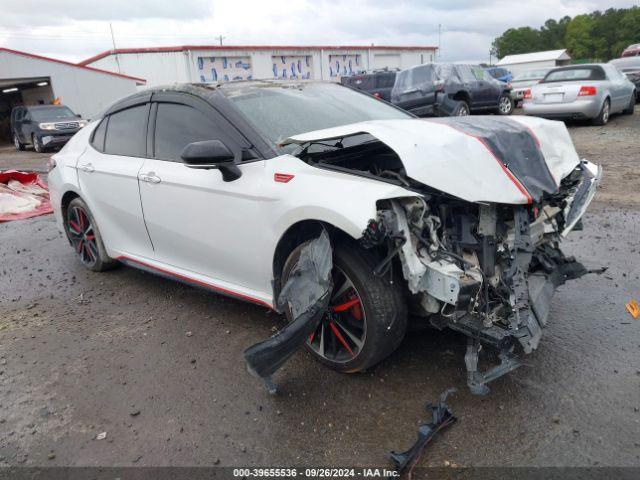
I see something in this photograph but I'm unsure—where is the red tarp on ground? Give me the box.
[0,170,53,222]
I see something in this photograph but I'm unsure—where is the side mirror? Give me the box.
[181,140,242,182]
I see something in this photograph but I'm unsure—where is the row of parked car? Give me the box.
[343,57,639,126]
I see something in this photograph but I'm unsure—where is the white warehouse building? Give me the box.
[497,49,572,77]
[79,45,438,87]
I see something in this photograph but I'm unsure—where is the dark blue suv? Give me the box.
[11,105,87,153]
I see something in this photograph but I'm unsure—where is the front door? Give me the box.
[138,95,271,294]
[77,103,154,259]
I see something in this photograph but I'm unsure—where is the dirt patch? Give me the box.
[563,110,639,207]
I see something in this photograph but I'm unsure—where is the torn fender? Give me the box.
[283,117,581,204]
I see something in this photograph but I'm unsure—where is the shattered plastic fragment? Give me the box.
[390,388,457,474]
[244,230,333,393]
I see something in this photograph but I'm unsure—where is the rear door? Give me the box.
[454,65,482,108]
[77,101,154,259]
[138,93,269,291]
[472,66,500,107]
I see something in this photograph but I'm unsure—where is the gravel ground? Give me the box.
[0,111,639,470]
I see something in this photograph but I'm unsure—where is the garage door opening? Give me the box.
[0,77,54,143]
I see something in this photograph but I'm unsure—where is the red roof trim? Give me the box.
[0,47,146,84]
[79,45,438,66]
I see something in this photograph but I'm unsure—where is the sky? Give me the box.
[0,0,638,64]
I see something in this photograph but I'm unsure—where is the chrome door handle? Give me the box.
[139,172,161,184]
[79,163,95,173]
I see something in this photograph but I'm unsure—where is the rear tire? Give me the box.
[14,133,25,151]
[453,101,470,116]
[623,93,636,114]
[64,197,118,272]
[592,98,610,126]
[282,239,407,373]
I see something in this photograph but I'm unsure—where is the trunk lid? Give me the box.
[531,82,591,104]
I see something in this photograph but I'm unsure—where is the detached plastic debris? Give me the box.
[0,170,52,222]
[244,229,333,394]
[390,388,457,474]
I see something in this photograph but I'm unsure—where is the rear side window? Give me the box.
[91,118,108,152]
[104,104,148,157]
[153,103,224,162]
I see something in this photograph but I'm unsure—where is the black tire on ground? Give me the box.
[496,93,514,115]
[453,101,470,116]
[281,238,407,373]
[32,134,45,153]
[623,92,636,114]
[592,98,610,126]
[13,133,25,151]
[65,197,119,272]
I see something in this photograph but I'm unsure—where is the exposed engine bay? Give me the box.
[289,117,602,394]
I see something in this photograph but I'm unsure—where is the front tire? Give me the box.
[497,94,514,115]
[592,98,610,126]
[64,198,118,272]
[32,134,44,153]
[282,239,407,373]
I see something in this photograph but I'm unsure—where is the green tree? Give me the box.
[491,6,640,62]
[491,27,542,58]
[565,14,595,59]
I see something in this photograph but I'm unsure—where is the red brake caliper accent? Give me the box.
[331,298,360,312]
[329,322,354,357]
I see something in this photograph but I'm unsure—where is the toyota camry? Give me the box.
[48,81,601,393]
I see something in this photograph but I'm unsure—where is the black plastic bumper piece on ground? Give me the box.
[465,339,522,396]
[390,388,457,474]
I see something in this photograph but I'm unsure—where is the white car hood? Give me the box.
[283,116,581,204]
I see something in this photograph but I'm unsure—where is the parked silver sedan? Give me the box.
[523,64,636,125]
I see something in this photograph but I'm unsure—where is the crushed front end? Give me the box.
[363,161,602,394]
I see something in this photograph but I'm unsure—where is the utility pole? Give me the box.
[109,23,122,74]
[215,35,225,46]
[438,24,442,61]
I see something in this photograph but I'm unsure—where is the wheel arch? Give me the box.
[271,219,357,305]
[451,90,471,104]
[60,190,81,223]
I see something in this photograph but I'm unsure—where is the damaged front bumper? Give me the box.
[365,161,601,394]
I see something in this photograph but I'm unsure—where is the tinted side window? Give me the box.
[104,104,148,157]
[154,103,225,162]
[91,118,108,152]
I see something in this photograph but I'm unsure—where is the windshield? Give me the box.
[223,82,411,151]
[542,67,605,83]
[30,106,76,122]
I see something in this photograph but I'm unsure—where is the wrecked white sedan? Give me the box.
[48,81,601,394]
